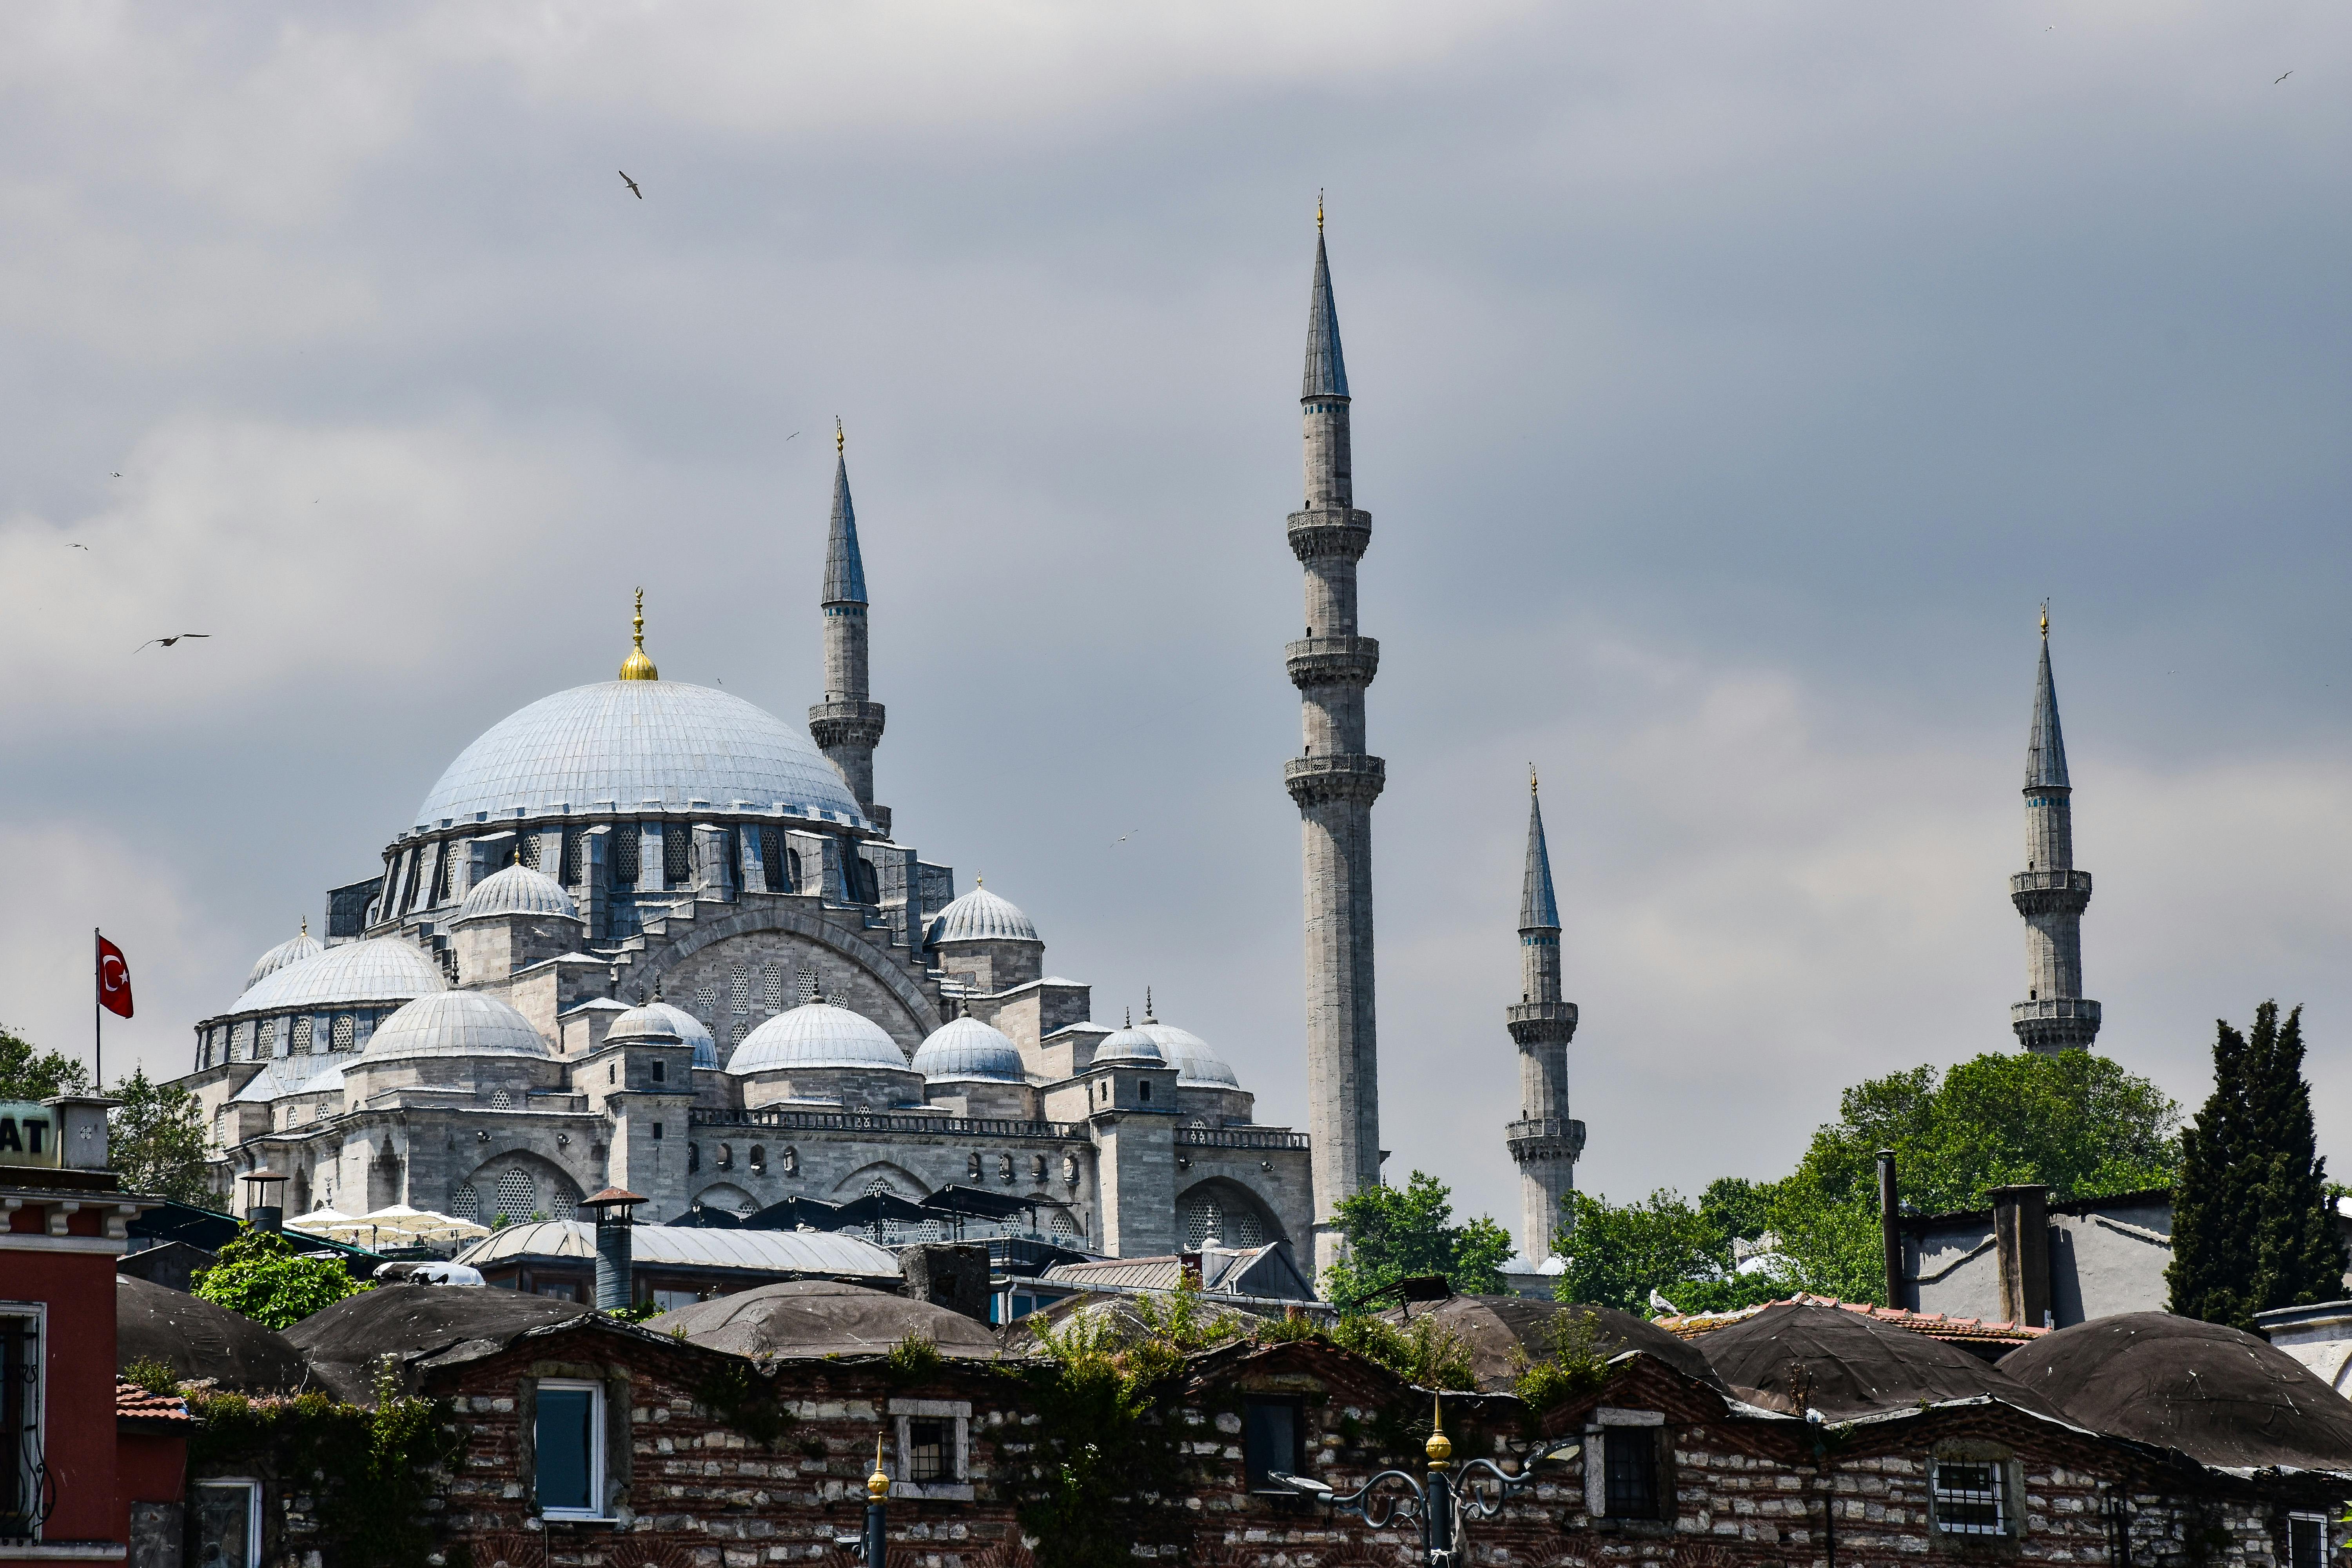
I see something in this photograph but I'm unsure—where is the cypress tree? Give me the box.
[2168,1002,2345,1330]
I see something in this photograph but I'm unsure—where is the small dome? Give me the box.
[1094,1024,1165,1065]
[633,1002,716,1068]
[730,1001,908,1074]
[227,937,447,1015]
[913,1016,1025,1083]
[359,991,553,1063]
[1136,1018,1239,1088]
[244,925,323,991]
[456,864,579,924]
[606,1003,684,1044]
[925,886,1040,946]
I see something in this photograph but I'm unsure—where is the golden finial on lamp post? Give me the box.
[619,587,659,681]
[1425,1391,1452,1470]
[868,1433,891,1500]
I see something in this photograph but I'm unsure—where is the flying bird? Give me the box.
[111,472,121,478]
[134,634,211,652]
[1111,828,1140,847]
[619,170,642,198]
[2277,71,2294,83]
[66,543,89,551]
[787,432,799,441]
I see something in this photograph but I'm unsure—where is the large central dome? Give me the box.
[413,681,863,829]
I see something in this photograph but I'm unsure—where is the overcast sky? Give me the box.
[5,2,2350,1238]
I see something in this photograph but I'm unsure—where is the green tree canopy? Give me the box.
[110,1067,214,1205]
[2169,1002,2346,1331]
[1321,1170,1513,1311]
[194,1224,368,1329]
[1553,1183,1793,1316]
[0,1025,90,1102]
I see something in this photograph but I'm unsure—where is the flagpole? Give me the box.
[93,926,102,1091]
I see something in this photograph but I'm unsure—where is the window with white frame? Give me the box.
[0,1307,44,1544]
[889,1397,972,1499]
[194,1479,261,1568]
[1582,1407,1667,1523]
[533,1379,606,1519]
[1930,1457,2007,1536]
[2291,1514,2330,1568]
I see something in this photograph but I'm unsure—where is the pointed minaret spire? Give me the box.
[1505,768,1581,1265]
[809,419,889,835]
[2010,608,2099,1053]
[1283,199,1386,1279]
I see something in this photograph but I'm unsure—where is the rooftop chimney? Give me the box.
[1990,1183,2051,1328]
[580,1187,646,1310]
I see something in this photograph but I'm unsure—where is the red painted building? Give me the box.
[0,1096,180,1568]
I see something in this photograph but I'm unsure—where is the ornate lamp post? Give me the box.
[1270,1394,1580,1568]
[835,1435,891,1565]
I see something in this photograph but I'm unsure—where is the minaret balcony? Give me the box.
[1506,1117,1586,1162]
[808,699,886,751]
[2011,997,2102,1052]
[1286,508,1373,564]
[2010,868,2091,917]
[1506,1001,1579,1046]
[1283,753,1386,809]
[1285,635,1380,691]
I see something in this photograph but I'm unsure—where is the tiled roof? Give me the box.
[116,1379,191,1424]
[1650,1292,2048,1347]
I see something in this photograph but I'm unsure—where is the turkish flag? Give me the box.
[97,935,133,1019]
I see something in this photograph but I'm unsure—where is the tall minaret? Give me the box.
[1506,771,1583,1262]
[809,420,889,836]
[1281,201,1385,1277]
[2010,609,2100,1053]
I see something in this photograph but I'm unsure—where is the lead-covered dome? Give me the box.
[244,926,323,991]
[412,681,863,830]
[608,1001,716,1068]
[360,991,553,1063]
[913,1017,1025,1083]
[1136,1018,1239,1087]
[1095,1023,1164,1064]
[228,938,447,1014]
[926,886,1040,946]
[730,1002,907,1074]
[457,864,579,923]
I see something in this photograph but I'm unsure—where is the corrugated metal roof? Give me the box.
[455,1221,900,1277]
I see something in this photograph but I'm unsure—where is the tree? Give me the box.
[1769,1050,2181,1302]
[109,1067,214,1205]
[0,1025,89,1101]
[194,1224,367,1328]
[2169,1003,2346,1331]
[1551,1183,1794,1316]
[1321,1170,1513,1310]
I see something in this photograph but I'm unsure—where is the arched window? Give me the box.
[495,1169,535,1218]
[1184,1197,1221,1249]
[780,1147,799,1175]
[291,1016,313,1053]
[450,1184,481,1223]
[332,1015,354,1051]
[749,1145,766,1172]
[967,1153,983,1180]
[1031,1153,1048,1182]
[717,1143,733,1170]
[688,1143,700,1173]
[996,1153,1014,1183]
[489,1090,513,1110]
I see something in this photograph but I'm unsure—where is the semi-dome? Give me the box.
[359,991,553,1063]
[1094,1023,1165,1064]
[411,681,863,831]
[609,1000,716,1068]
[913,1016,1025,1082]
[456,864,579,923]
[1136,1018,1240,1087]
[730,1001,908,1074]
[244,924,323,990]
[925,886,1040,946]
[227,937,447,1015]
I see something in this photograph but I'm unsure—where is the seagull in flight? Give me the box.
[134,634,211,652]
[66,543,88,551]
[2277,71,2294,84]
[619,170,642,198]
[1110,827,1140,847]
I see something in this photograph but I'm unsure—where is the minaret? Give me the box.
[809,420,889,836]
[1506,771,1583,1262]
[1281,200,1385,1277]
[2010,609,2100,1053]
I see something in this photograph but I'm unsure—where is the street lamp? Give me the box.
[835,1435,891,1565]
[1267,1393,1579,1568]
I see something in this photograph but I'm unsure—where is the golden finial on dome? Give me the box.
[1425,1391,1452,1469]
[619,587,659,681]
[867,1433,891,1500]
[299,914,309,937]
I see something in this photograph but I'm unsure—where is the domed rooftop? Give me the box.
[611,1000,715,1068]
[648,1279,1003,1360]
[283,1283,590,1404]
[730,1001,909,1074]
[244,923,323,991]
[456,864,579,924]
[1374,1295,1723,1395]
[359,991,553,1063]
[412,680,863,832]
[1136,1016,1239,1088]
[226,937,447,1016]
[605,1002,684,1045]
[913,1016,1025,1083]
[1999,1311,2352,1471]
[925,885,1040,946]
[1697,1302,2062,1421]
[1095,1021,1165,1064]
[118,1275,306,1393]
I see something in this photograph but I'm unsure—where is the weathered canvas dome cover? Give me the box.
[648,1279,1003,1360]
[1698,1302,2062,1420]
[1999,1311,2352,1472]
[116,1274,307,1392]
[283,1281,589,1403]
[1375,1294,1724,1394]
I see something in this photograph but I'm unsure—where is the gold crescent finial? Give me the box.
[867,1432,891,1500]
[1530,764,1539,795]
[299,914,309,937]
[619,587,659,680]
[1317,189,1324,233]
[836,416,845,456]
[2039,599,2049,637]
[1425,1391,1452,1468]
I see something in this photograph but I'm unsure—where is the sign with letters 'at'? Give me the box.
[0,1102,60,1167]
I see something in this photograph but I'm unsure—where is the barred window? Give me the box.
[764,969,784,1011]
[258,1018,277,1056]
[760,828,786,892]
[2291,1516,2328,1568]
[292,1015,314,1053]
[1602,1429,1661,1519]
[489,1090,513,1110]
[612,827,639,886]
[1184,1197,1220,1248]
[1053,1209,1079,1236]
[495,1169,536,1218]
[695,983,717,1017]
[332,1014,354,1051]
[663,823,692,885]
[429,842,452,904]
[560,828,583,886]
[797,967,818,1004]
[450,1184,481,1223]
[1931,1459,2006,1536]
[731,967,751,1013]
[1230,1208,1264,1247]
[214,1107,230,1147]
[517,833,540,869]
